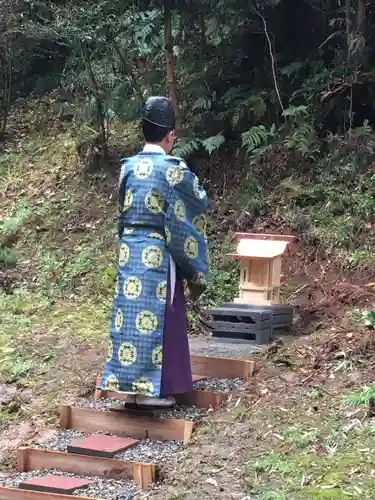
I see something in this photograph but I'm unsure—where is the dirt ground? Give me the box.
[2,116,375,499]
[145,327,375,499]
[1,322,375,500]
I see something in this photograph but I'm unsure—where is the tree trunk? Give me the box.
[0,39,13,138]
[0,0,17,140]
[356,0,366,36]
[112,40,144,102]
[346,0,367,67]
[199,12,206,68]
[80,43,109,160]
[356,0,367,66]
[164,0,182,133]
[345,0,352,63]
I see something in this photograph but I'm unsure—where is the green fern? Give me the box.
[280,105,320,158]
[173,133,225,158]
[0,247,17,267]
[172,138,202,158]
[280,61,304,79]
[202,133,225,154]
[283,122,318,157]
[344,385,375,406]
[232,92,267,127]
[220,87,248,105]
[0,202,31,237]
[282,105,309,118]
[241,125,269,153]
[362,308,375,328]
[193,96,213,111]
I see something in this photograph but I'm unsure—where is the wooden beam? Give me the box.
[190,355,255,383]
[96,388,224,410]
[16,448,156,489]
[59,405,196,444]
[0,487,93,500]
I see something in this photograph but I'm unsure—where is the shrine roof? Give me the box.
[227,233,294,259]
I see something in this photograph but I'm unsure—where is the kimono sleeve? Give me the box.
[165,165,208,296]
[117,161,127,239]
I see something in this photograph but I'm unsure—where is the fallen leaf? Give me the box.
[205,478,218,488]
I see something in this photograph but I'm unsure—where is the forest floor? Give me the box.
[1,102,375,499]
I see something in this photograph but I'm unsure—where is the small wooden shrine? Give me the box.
[227,233,295,306]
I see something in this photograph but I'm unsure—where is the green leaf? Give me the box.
[202,133,225,154]
[241,125,269,153]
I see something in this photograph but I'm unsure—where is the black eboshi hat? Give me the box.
[141,96,176,129]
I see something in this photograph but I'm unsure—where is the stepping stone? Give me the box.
[192,375,207,382]
[67,434,138,458]
[20,475,93,494]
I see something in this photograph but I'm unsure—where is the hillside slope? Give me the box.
[2,106,375,498]
[0,112,124,460]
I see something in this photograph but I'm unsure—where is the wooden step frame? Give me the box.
[190,355,255,382]
[95,355,254,402]
[95,386,225,410]
[0,487,93,500]
[17,447,155,489]
[60,405,196,444]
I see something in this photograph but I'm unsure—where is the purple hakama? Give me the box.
[160,272,193,396]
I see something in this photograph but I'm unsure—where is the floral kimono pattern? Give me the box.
[100,151,208,397]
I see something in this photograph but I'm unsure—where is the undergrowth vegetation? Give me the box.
[238,124,375,269]
[244,373,375,499]
[2,0,375,496]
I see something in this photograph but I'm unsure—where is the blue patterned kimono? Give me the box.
[100,149,208,397]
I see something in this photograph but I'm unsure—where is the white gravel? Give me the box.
[114,439,183,462]
[0,470,139,499]
[39,429,185,464]
[75,397,125,411]
[39,430,85,452]
[193,377,243,392]
[75,397,208,421]
[159,405,208,421]
[189,336,260,358]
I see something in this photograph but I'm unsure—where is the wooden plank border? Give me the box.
[0,487,93,500]
[16,448,156,489]
[190,355,255,382]
[60,405,195,444]
[174,390,224,408]
[95,387,224,410]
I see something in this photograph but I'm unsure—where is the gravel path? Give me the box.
[39,430,86,452]
[193,377,243,392]
[0,470,139,499]
[39,429,185,464]
[75,397,208,420]
[75,397,127,411]
[189,336,261,358]
[114,438,183,462]
[159,405,207,420]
